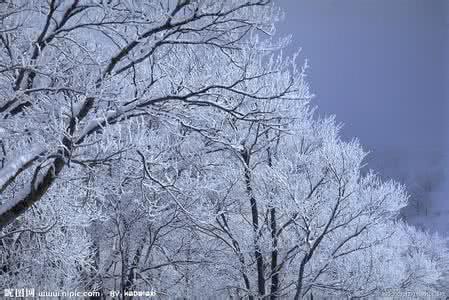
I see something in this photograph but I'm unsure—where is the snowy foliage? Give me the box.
[0,0,448,298]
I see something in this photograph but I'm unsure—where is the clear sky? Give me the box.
[276,0,448,232]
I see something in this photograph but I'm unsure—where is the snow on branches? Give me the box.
[0,0,447,298]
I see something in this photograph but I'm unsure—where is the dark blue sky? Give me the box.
[277,0,448,232]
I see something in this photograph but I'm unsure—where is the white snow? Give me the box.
[0,158,50,217]
[0,145,45,192]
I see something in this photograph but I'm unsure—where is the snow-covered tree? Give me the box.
[181,92,449,298]
[0,0,448,298]
[0,0,295,227]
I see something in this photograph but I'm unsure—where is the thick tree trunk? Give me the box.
[0,97,94,230]
[267,145,279,300]
[269,207,279,300]
[293,259,307,300]
[241,148,265,297]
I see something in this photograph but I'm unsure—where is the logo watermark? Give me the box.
[110,289,157,297]
[3,288,101,298]
[3,288,157,298]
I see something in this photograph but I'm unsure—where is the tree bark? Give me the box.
[241,148,265,297]
[269,207,279,300]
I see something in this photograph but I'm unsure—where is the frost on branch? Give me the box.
[0,0,447,298]
[0,145,45,194]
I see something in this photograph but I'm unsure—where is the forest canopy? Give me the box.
[0,0,448,298]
